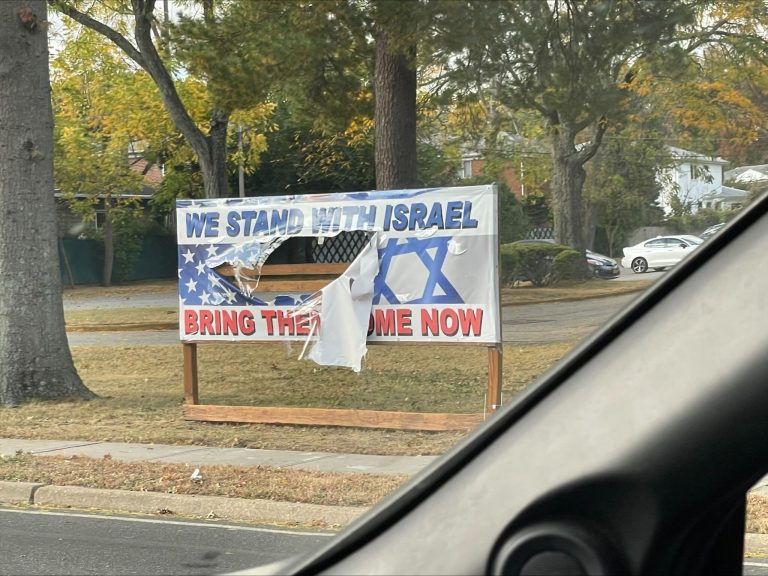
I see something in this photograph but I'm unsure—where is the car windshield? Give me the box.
[2,1,767,575]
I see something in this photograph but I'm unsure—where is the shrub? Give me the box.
[500,243,590,287]
[553,249,588,282]
[499,247,520,286]
[500,243,566,287]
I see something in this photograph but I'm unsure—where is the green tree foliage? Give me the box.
[450,0,765,251]
[52,0,273,199]
[170,0,478,191]
[665,207,741,236]
[52,26,147,286]
[583,135,667,257]
[631,47,768,164]
[243,101,460,196]
[500,243,585,287]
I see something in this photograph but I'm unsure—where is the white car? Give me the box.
[621,234,703,273]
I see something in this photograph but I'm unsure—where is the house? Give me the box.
[724,164,768,185]
[657,146,730,215]
[458,132,547,200]
[55,142,164,237]
[55,191,156,237]
[698,186,750,211]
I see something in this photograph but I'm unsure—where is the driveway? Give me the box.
[501,293,637,344]
[615,268,666,282]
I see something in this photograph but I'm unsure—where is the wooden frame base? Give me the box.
[182,341,503,432]
[183,404,483,431]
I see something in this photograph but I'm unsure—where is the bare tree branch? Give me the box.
[576,116,608,164]
[129,0,210,160]
[49,0,146,69]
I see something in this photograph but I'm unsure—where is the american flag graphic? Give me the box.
[177,241,313,307]
[177,243,264,306]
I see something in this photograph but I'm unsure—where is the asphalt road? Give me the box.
[615,268,666,282]
[3,507,765,575]
[0,507,331,575]
[747,560,768,576]
[66,292,641,347]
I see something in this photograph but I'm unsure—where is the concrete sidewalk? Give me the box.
[0,438,438,528]
[0,438,436,476]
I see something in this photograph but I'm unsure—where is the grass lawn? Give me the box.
[2,455,767,533]
[0,452,404,509]
[1,341,574,456]
[17,277,668,515]
[0,337,571,513]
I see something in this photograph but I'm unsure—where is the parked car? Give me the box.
[509,239,620,279]
[585,250,620,279]
[700,222,725,239]
[621,234,703,274]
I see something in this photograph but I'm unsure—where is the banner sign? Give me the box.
[177,185,500,369]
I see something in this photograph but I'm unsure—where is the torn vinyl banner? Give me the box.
[176,185,501,371]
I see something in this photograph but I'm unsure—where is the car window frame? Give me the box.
[279,193,768,576]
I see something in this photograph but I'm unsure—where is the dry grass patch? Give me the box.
[66,307,177,328]
[0,452,404,507]
[0,342,572,455]
[748,493,768,534]
[63,280,177,300]
[500,279,650,306]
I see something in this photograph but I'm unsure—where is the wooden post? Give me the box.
[486,344,502,415]
[183,342,199,405]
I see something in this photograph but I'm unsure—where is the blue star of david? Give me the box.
[373,237,464,305]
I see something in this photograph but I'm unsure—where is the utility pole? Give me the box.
[238,125,245,198]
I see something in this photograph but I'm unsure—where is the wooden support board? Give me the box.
[487,344,502,413]
[214,263,348,294]
[182,339,502,431]
[183,404,483,432]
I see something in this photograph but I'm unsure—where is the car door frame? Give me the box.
[274,193,768,576]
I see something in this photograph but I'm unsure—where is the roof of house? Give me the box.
[667,146,730,166]
[700,186,750,202]
[724,165,768,182]
[53,190,155,200]
[459,131,548,159]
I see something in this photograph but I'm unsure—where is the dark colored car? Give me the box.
[509,239,620,279]
[585,249,620,279]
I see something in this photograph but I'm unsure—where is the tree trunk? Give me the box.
[0,1,95,405]
[374,25,417,190]
[605,225,619,258]
[582,201,599,251]
[551,125,587,251]
[203,108,230,199]
[102,205,114,287]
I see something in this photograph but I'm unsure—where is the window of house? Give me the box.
[461,160,473,179]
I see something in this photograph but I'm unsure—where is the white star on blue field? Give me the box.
[177,244,268,306]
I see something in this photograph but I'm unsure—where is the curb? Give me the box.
[66,322,177,332]
[0,481,44,505]
[500,286,647,308]
[0,481,366,528]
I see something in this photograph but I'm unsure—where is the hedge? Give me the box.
[500,243,588,287]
